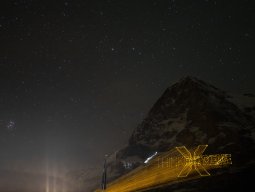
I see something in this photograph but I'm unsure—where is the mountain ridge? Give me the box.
[71,76,255,191]
[107,76,255,182]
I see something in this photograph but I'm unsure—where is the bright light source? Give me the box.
[144,152,158,164]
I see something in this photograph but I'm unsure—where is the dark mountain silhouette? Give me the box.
[114,77,254,168]
[79,76,255,191]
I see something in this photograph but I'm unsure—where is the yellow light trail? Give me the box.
[95,145,232,192]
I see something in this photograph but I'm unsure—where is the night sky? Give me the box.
[0,0,254,177]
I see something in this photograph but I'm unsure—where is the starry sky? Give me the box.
[0,0,254,178]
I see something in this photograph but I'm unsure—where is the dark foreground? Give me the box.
[146,165,255,192]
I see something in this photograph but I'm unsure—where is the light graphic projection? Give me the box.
[175,145,231,177]
[96,145,232,192]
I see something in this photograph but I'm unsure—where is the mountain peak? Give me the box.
[166,76,223,96]
[128,76,253,153]
[178,76,211,88]
[108,77,255,185]
[175,76,206,86]
[180,76,200,83]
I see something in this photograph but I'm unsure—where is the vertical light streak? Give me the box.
[46,160,50,192]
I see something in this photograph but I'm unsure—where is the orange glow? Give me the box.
[95,145,231,192]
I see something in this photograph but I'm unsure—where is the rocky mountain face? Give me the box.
[106,76,255,187]
[76,76,255,191]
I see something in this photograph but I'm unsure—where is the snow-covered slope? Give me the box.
[228,93,255,121]
[111,76,255,179]
[78,76,255,191]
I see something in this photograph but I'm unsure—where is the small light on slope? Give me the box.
[144,152,158,164]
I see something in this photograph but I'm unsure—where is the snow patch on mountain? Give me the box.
[77,76,255,191]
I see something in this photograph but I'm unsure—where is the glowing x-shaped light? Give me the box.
[176,145,210,177]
